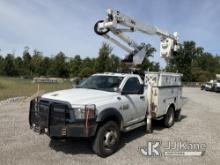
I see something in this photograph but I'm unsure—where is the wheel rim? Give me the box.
[168,110,174,126]
[103,128,118,148]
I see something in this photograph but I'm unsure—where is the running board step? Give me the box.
[123,121,146,132]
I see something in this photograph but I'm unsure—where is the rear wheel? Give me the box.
[164,106,175,128]
[92,121,120,157]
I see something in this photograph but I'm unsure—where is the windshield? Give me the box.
[77,75,124,92]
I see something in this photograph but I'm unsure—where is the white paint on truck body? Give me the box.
[145,72,183,118]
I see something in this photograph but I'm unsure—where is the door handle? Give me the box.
[140,96,145,100]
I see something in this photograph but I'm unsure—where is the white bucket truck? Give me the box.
[29,9,183,157]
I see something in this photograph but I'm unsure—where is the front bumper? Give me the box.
[29,98,97,137]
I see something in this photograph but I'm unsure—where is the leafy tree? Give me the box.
[22,46,32,76]
[49,52,69,78]
[3,54,17,76]
[143,44,156,58]
[196,52,218,73]
[79,67,93,77]
[167,41,197,81]
[14,56,24,76]
[31,50,45,76]
[108,54,121,72]
[95,43,112,72]
[69,55,82,77]
[167,41,220,82]
[138,44,158,71]
[215,56,220,74]
[82,57,95,71]
[191,66,213,82]
[0,55,4,75]
[41,57,51,76]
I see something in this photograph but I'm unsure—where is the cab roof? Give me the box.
[93,72,139,77]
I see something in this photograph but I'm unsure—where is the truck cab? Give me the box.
[29,72,182,157]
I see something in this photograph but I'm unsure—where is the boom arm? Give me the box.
[94,9,179,65]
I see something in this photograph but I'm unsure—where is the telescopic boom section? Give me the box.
[94,9,179,65]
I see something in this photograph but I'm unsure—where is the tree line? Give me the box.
[166,41,220,82]
[0,41,219,82]
[0,43,159,78]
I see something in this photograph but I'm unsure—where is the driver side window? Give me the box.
[122,77,142,94]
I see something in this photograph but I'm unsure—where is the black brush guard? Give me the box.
[29,98,97,137]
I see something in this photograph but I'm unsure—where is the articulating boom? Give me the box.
[94,9,179,65]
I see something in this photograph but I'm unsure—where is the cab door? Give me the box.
[120,77,147,126]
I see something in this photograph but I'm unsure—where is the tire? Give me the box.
[92,121,120,157]
[175,109,182,121]
[164,106,175,128]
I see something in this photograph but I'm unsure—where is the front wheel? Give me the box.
[92,121,120,157]
[175,109,182,121]
[164,106,175,128]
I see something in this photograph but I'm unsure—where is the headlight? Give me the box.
[73,104,96,119]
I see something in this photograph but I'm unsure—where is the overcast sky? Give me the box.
[0,0,219,66]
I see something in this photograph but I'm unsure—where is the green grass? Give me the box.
[0,77,73,101]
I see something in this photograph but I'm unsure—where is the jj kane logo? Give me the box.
[139,140,206,157]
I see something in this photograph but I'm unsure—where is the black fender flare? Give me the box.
[165,103,176,114]
[96,108,123,129]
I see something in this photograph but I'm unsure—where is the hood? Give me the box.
[41,88,117,105]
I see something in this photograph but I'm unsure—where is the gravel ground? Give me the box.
[0,88,220,165]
